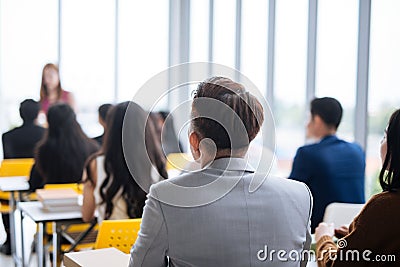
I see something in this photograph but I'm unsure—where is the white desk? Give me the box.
[0,177,29,192]
[63,248,130,267]
[18,201,86,267]
[0,176,29,267]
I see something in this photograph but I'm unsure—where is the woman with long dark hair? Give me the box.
[82,101,167,223]
[315,109,400,266]
[29,103,99,190]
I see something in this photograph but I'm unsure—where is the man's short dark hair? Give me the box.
[191,77,264,150]
[19,99,40,123]
[310,97,343,129]
[98,103,113,122]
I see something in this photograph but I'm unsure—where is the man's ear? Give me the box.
[189,131,200,152]
[313,115,324,127]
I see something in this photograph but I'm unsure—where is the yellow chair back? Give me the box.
[0,158,34,177]
[0,158,34,206]
[94,219,141,254]
[165,153,192,171]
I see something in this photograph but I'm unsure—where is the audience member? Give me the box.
[315,108,400,266]
[130,77,312,266]
[93,103,113,145]
[2,99,45,158]
[39,63,75,114]
[29,103,99,191]
[289,97,365,232]
[150,111,183,156]
[82,101,167,223]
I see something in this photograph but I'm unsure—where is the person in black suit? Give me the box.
[0,99,45,255]
[2,99,45,159]
[93,103,113,145]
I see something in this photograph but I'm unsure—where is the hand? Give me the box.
[315,222,335,242]
[334,225,349,238]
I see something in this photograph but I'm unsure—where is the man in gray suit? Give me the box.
[129,77,312,266]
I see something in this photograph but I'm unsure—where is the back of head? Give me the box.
[380,109,400,191]
[191,77,264,151]
[310,97,343,129]
[101,101,166,218]
[157,111,181,155]
[106,101,167,179]
[20,99,40,123]
[98,103,113,122]
[47,103,77,137]
[36,103,97,182]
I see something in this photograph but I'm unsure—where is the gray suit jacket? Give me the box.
[130,158,312,267]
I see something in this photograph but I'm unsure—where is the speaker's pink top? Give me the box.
[40,90,71,113]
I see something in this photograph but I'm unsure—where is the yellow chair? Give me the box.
[94,219,141,253]
[0,158,34,177]
[165,153,192,171]
[0,158,34,212]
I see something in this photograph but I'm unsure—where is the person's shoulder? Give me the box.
[366,190,400,205]
[2,126,20,138]
[150,171,199,190]
[297,138,327,151]
[2,128,13,138]
[294,143,320,158]
[260,176,312,206]
[267,175,310,192]
[334,137,363,149]
[355,191,400,223]
[62,89,72,95]
[31,124,46,133]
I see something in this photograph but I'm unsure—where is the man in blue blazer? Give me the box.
[289,97,365,232]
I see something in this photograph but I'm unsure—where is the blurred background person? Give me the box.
[289,97,365,232]
[93,103,113,145]
[82,101,167,223]
[39,63,75,114]
[29,103,99,191]
[150,111,183,156]
[2,99,45,159]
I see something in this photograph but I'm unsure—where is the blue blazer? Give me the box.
[289,135,365,232]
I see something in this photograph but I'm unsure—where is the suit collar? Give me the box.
[320,134,338,143]
[208,157,255,172]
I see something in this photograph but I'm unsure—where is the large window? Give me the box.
[118,0,169,107]
[367,0,400,197]
[0,0,399,183]
[0,0,58,129]
[240,0,268,94]
[190,0,209,63]
[274,0,308,176]
[61,0,115,137]
[315,0,359,140]
[213,0,236,68]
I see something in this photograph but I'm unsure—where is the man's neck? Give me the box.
[199,148,247,168]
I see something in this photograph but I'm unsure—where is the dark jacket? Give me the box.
[2,122,45,159]
[289,135,365,232]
